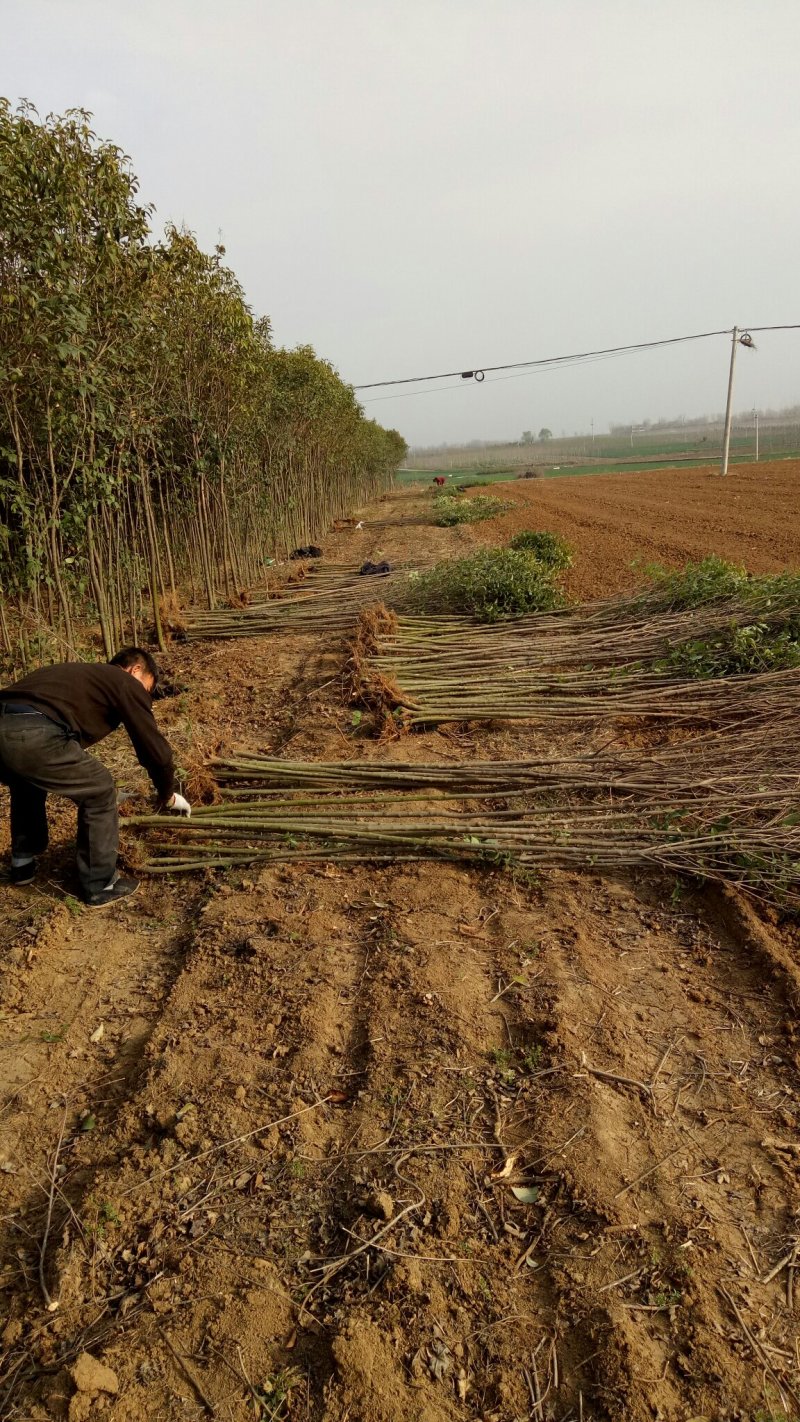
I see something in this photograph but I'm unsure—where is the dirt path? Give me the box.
[1,475,800,1420]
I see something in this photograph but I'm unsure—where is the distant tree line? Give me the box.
[609,405,800,436]
[0,101,406,667]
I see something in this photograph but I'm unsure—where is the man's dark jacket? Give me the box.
[0,663,175,800]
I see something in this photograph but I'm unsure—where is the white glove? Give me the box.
[166,792,191,817]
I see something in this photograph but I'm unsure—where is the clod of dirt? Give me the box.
[365,1189,394,1220]
[70,1351,119,1395]
[1,1318,22,1347]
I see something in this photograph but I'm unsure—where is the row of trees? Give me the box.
[0,101,406,666]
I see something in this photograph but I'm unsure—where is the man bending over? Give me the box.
[0,647,190,907]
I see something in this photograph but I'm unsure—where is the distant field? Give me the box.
[403,421,800,484]
[395,450,776,487]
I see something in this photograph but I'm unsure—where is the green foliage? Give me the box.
[642,556,750,609]
[658,621,800,679]
[432,494,509,526]
[637,563,800,679]
[522,1043,543,1072]
[39,1024,67,1042]
[490,1047,517,1083]
[748,569,800,604]
[410,548,565,621]
[252,1367,302,1420]
[0,101,406,665]
[509,529,573,569]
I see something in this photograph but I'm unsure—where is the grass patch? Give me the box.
[509,529,573,569]
[409,548,566,620]
[433,494,510,526]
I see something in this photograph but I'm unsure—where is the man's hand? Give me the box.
[165,791,191,817]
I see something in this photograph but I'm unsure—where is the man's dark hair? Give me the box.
[109,646,159,687]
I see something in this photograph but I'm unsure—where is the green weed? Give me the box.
[252,1367,302,1420]
[669,880,684,907]
[39,1024,67,1043]
[490,1047,517,1084]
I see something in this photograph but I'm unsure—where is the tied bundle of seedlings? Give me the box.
[123,717,800,908]
[362,647,800,729]
[379,585,800,673]
[362,562,800,725]
[182,561,427,640]
[376,564,800,660]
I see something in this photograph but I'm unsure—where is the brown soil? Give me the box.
[1,469,800,1422]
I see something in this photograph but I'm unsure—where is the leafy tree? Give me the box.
[0,102,406,669]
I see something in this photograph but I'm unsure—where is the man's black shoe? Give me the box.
[10,860,37,886]
[84,876,140,909]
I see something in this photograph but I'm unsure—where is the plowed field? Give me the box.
[482,459,800,599]
[2,463,800,1422]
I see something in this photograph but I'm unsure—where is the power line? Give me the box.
[360,344,649,405]
[353,322,800,393]
[352,327,733,390]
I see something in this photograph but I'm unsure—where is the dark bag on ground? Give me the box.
[359,560,392,575]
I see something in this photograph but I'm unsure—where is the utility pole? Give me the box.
[720,327,738,477]
[720,328,755,476]
[754,407,759,462]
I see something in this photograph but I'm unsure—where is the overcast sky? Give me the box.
[4,0,799,446]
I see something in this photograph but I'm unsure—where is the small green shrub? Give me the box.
[642,555,750,609]
[433,494,509,526]
[509,529,573,569]
[658,621,800,679]
[409,548,565,621]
